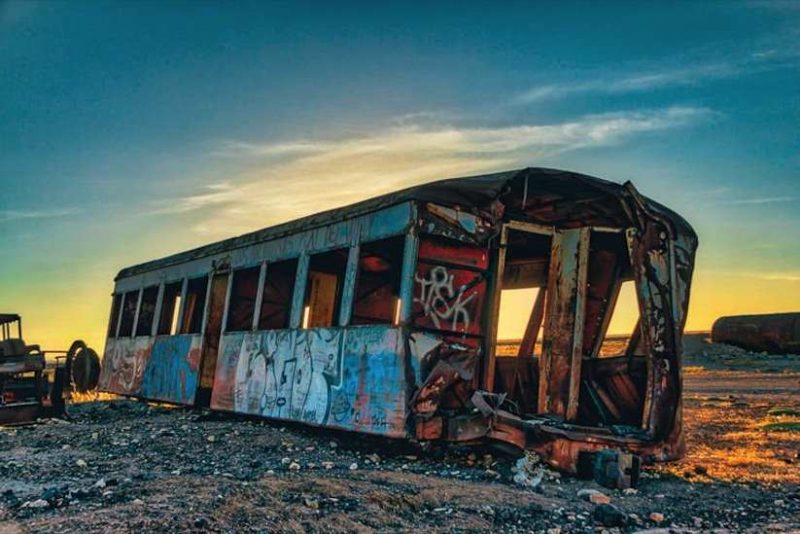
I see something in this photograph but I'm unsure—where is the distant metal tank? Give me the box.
[712,313,800,354]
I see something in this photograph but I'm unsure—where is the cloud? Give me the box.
[154,106,712,237]
[514,46,800,103]
[710,196,798,206]
[0,207,82,222]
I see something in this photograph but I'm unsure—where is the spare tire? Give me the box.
[67,340,101,393]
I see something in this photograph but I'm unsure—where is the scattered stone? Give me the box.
[577,488,608,503]
[623,487,638,496]
[329,440,338,449]
[132,498,145,506]
[349,462,358,471]
[321,461,335,470]
[207,435,216,443]
[95,478,107,489]
[694,465,708,475]
[289,462,301,471]
[24,499,50,509]
[193,516,209,528]
[75,459,87,468]
[594,503,626,527]
[649,512,665,523]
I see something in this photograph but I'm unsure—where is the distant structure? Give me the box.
[712,313,800,354]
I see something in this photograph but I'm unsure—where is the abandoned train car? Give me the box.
[98,168,697,472]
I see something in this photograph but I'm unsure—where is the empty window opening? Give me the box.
[118,290,139,338]
[135,286,159,337]
[352,236,405,325]
[259,258,298,330]
[304,249,348,328]
[157,281,183,335]
[599,281,640,356]
[180,276,208,334]
[496,287,544,356]
[495,229,552,356]
[107,294,122,338]
[226,266,261,332]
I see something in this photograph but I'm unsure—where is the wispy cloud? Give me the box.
[0,207,82,222]
[514,45,800,104]
[155,106,712,237]
[711,196,798,206]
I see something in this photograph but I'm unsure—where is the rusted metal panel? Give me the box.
[210,326,409,438]
[712,313,800,354]
[538,227,589,421]
[98,335,202,404]
[420,203,495,244]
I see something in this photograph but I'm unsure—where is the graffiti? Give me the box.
[414,265,475,331]
[140,336,201,404]
[99,336,202,404]
[99,338,150,395]
[212,326,409,437]
[229,329,342,424]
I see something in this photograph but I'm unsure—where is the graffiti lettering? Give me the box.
[414,265,475,331]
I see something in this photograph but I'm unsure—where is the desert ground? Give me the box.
[1,334,798,533]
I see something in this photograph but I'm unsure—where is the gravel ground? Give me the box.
[1,337,799,533]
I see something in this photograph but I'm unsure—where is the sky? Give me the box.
[1,1,799,350]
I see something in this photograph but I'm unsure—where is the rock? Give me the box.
[623,488,638,496]
[349,462,358,471]
[206,435,216,443]
[589,493,611,504]
[694,465,708,475]
[321,461,335,470]
[75,459,87,468]
[289,462,301,471]
[304,497,319,509]
[94,478,106,489]
[193,516,209,528]
[132,498,145,506]
[281,457,291,465]
[594,503,626,527]
[24,499,50,509]
[649,512,665,523]
[577,488,609,503]
[329,440,338,449]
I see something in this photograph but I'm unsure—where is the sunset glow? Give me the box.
[1,2,798,351]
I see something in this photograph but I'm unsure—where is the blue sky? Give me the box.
[1,1,798,348]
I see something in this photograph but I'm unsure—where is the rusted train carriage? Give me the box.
[99,168,697,472]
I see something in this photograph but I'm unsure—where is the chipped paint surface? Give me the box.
[99,335,202,404]
[210,326,409,437]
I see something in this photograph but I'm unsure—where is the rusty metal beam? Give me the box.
[538,227,589,421]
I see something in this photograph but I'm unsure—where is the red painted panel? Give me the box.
[418,237,489,270]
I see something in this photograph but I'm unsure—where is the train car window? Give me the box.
[304,249,348,328]
[135,286,159,337]
[118,290,139,338]
[157,281,183,335]
[226,266,261,332]
[352,236,404,325]
[259,259,298,330]
[107,294,122,338]
[180,276,208,334]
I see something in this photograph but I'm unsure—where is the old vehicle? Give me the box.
[0,314,100,424]
[98,167,697,473]
[712,312,800,354]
